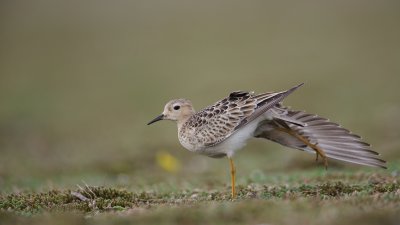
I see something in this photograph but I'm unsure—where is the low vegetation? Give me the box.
[1,174,399,225]
[1,181,399,215]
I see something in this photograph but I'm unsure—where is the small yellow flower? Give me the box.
[156,151,181,173]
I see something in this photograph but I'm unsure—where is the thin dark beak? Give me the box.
[147,114,164,125]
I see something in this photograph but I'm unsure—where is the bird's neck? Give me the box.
[177,112,194,130]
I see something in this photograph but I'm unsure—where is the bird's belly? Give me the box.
[195,117,265,158]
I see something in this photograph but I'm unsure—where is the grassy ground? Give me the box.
[1,170,400,225]
[1,0,400,224]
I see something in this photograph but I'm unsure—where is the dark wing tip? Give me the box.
[377,162,388,169]
[229,90,250,98]
[289,82,305,92]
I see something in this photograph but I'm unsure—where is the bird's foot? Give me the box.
[311,142,328,170]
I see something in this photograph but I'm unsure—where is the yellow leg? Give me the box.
[277,127,328,169]
[229,157,236,198]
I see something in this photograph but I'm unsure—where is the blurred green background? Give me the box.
[0,0,399,193]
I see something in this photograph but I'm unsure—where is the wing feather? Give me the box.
[188,83,304,147]
[254,107,387,168]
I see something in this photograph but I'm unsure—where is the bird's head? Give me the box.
[147,99,195,125]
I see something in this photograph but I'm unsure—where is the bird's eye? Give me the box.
[173,105,180,110]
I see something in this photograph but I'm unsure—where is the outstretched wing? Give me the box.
[190,83,304,147]
[254,106,387,168]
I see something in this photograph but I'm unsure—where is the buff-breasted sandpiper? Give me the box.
[147,83,386,198]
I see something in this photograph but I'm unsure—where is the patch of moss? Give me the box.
[0,181,399,215]
[0,187,137,214]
